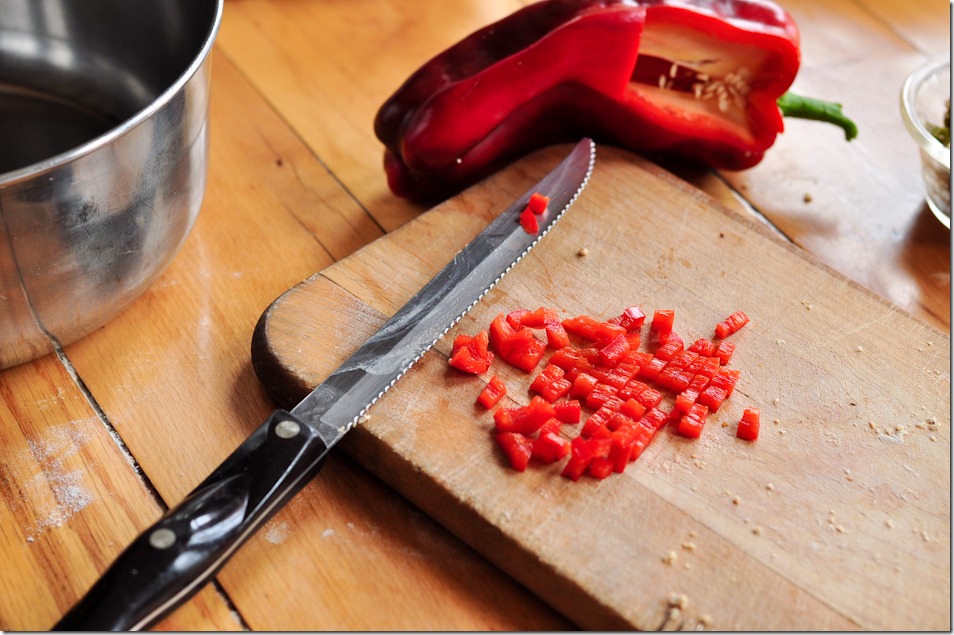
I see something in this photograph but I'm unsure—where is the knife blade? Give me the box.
[52,138,595,631]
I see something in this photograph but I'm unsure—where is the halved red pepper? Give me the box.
[375,0,854,202]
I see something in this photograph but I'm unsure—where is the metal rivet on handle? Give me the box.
[149,528,176,550]
[274,419,300,439]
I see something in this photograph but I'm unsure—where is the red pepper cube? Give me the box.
[540,377,572,403]
[545,322,571,349]
[625,331,642,350]
[620,397,647,421]
[587,457,614,479]
[585,382,619,410]
[635,387,663,410]
[651,309,675,334]
[609,429,637,472]
[710,368,742,397]
[688,337,717,357]
[495,432,533,471]
[598,333,631,367]
[606,411,636,432]
[638,407,670,431]
[581,402,619,437]
[549,346,582,370]
[668,349,697,370]
[688,355,721,378]
[489,313,516,347]
[675,415,705,439]
[477,375,507,409]
[519,206,539,234]
[737,406,761,441]
[531,431,571,464]
[655,366,691,393]
[561,437,594,481]
[524,396,557,429]
[629,425,656,461]
[569,372,599,399]
[626,350,654,371]
[714,340,736,365]
[607,305,646,332]
[496,327,547,372]
[530,364,564,395]
[673,391,698,416]
[520,307,555,328]
[538,417,562,438]
[449,346,488,374]
[618,378,649,401]
[715,310,750,339]
[636,356,667,381]
[527,192,550,215]
[553,399,581,424]
[654,338,683,362]
[697,385,728,412]
[505,309,529,329]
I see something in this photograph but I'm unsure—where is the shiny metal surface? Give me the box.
[0,0,223,368]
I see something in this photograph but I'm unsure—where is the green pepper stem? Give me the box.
[777,91,859,141]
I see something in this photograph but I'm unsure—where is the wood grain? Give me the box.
[253,145,950,630]
[0,0,947,631]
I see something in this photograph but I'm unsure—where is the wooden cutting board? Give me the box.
[250,145,950,631]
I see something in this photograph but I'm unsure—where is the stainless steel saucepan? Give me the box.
[0,0,223,368]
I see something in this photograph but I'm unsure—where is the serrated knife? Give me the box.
[52,138,595,631]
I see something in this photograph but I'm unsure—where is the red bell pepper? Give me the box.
[375,0,857,202]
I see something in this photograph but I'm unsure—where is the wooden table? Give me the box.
[1,0,948,630]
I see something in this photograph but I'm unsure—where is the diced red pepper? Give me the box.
[675,414,705,439]
[477,375,507,409]
[654,338,683,361]
[697,384,728,412]
[519,206,539,234]
[541,377,572,402]
[527,192,550,215]
[598,333,631,367]
[549,346,582,370]
[638,407,670,431]
[655,365,692,393]
[714,340,736,365]
[585,382,619,409]
[553,399,582,423]
[651,309,675,336]
[688,337,717,357]
[629,425,656,461]
[530,363,565,395]
[620,397,647,421]
[737,406,761,441]
[506,309,530,329]
[449,329,494,374]
[687,355,721,378]
[545,322,571,349]
[618,377,649,401]
[588,457,615,479]
[607,305,646,331]
[532,430,571,463]
[635,386,662,410]
[562,315,626,346]
[569,372,599,399]
[561,436,595,481]
[710,368,742,397]
[636,356,667,381]
[609,429,637,473]
[715,310,750,339]
[496,432,533,471]
[490,314,547,372]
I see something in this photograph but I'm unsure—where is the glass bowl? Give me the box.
[901,56,951,228]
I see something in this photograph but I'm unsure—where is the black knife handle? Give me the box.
[53,409,329,631]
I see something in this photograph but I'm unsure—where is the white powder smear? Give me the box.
[21,423,95,540]
[264,520,291,544]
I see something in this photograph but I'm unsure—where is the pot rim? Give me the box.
[0,0,224,187]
